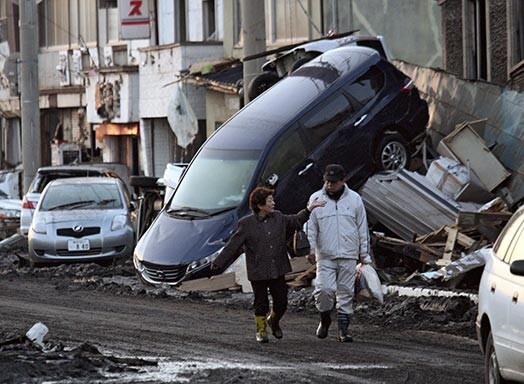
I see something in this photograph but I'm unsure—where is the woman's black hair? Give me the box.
[249,187,274,213]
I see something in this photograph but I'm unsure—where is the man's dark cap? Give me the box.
[323,164,345,182]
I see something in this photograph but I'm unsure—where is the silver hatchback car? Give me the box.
[28,177,136,267]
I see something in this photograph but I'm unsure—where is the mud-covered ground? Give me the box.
[0,248,484,383]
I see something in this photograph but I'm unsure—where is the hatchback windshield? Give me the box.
[40,183,123,211]
[169,147,260,213]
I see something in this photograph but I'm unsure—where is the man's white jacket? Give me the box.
[307,185,370,262]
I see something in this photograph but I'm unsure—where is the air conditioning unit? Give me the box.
[103,45,128,67]
[51,143,82,166]
[103,46,114,67]
[57,51,71,86]
[71,49,83,85]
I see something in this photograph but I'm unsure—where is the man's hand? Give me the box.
[306,254,316,265]
[356,263,364,279]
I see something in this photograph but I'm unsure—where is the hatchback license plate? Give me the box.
[68,239,90,251]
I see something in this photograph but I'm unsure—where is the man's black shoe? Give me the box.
[337,313,353,342]
[316,311,331,339]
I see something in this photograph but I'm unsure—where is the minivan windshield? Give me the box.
[169,147,260,214]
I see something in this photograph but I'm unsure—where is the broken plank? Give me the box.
[444,226,476,248]
[177,272,238,292]
[441,226,458,262]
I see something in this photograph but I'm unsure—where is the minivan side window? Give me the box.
[299,92,354,151]
[506,220,524,264]
[261,126,307,183]
[342,66,385,110]
[494,211,524,261]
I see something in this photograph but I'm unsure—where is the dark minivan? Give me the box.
[133,46,428,285]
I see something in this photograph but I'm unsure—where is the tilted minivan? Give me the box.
[133,46,429,285]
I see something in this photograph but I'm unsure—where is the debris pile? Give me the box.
[0,323,156,384]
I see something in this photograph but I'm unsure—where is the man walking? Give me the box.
[307,164,371,342]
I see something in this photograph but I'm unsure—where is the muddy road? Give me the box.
[0,258,483,383]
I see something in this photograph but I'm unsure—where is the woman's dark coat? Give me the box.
[213,209,310,281]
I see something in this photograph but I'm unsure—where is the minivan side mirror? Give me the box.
[510,260,524,276]
[265,173,279,187]
[129,201,136,212]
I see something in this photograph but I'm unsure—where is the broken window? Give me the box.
[464,0,488,80]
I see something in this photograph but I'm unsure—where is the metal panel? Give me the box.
[360,170,479,241]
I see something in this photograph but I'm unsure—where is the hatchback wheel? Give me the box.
[247,71,280,101]
[376,133,410,171]
[485,331,507,384]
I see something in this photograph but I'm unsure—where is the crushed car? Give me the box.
[133,46,429,286]
[247,33,391,100]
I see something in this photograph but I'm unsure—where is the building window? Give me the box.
[463,0,488,80]
[175,0,187,43]
[233,0,241,45]
[203,0,216,40]
[267,0,309,44]
[509,0,524,68]
[38,0,96,48]
[99,0,118,9]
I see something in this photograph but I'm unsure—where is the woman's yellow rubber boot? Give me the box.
[255,316,269,343]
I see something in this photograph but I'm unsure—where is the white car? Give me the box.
[477,205,524,383]
[20,166,122,236]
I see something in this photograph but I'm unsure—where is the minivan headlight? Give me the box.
[111,214,127,231]
[187,247,224,272]
[31,218,47,234]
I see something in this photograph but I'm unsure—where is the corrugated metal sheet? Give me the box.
[360,169,479,241]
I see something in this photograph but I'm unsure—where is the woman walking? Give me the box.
[211,187,325,342]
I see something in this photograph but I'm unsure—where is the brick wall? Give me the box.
[441,0,463,76]
[488,0,507,84]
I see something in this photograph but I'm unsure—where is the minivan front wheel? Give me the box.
[485,331,507,384]
[376,133,410,171]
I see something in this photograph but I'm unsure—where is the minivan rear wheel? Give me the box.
[485,331,507,384]
[376,133,410,171]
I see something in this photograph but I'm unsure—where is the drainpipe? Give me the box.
[241,0,266,104]
[20,0,41,193]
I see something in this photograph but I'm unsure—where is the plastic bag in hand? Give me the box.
[355,264,383,304]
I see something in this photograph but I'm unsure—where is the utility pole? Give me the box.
[241,0,266,104]
[20,0,41,193]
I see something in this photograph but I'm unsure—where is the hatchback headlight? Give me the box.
[111,214,127,231]
[31,218,47,234]
[187,247,224,272]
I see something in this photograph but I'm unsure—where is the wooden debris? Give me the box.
[439,226,458,265]
[457,211,512,228]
